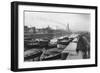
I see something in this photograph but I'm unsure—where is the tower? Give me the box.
[66,23,72,34]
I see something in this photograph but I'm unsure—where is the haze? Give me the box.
[25,11,90,32]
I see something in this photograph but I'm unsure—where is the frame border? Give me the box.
[11,1,98,72]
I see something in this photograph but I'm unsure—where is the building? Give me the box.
[36,26,53,34]
[24,26,29,33]
[28,27,36,33]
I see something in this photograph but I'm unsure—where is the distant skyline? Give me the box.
[24,11,90,32]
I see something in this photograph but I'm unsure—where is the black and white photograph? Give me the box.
[11,1,97,71]
[24,11,90,62]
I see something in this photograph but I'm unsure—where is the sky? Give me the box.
[24,11,90,32]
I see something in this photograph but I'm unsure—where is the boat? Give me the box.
[42,53,61,61]
[24,49,42,61]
